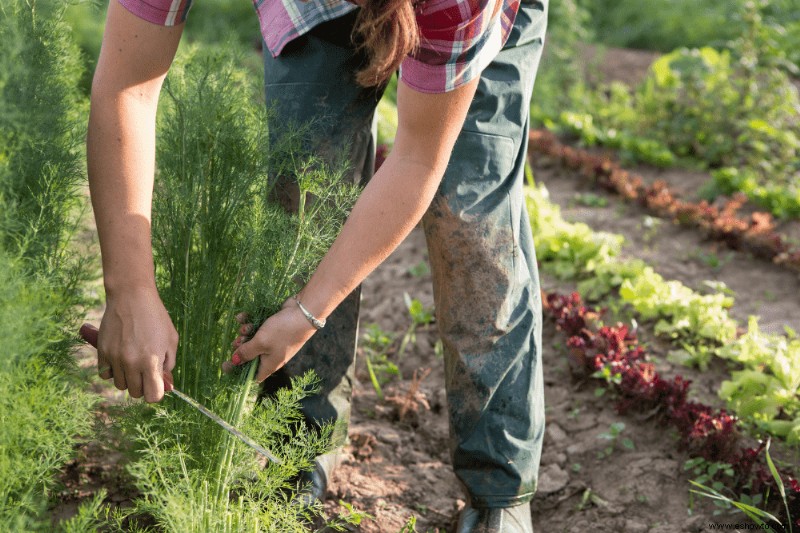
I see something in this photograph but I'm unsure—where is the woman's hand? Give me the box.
[97,286,178,402]
[222,298,319,382]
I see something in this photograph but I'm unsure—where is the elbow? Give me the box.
[89,62,165,111]
[389,140,451,182]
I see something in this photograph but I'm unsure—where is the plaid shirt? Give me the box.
[117,0,520,93]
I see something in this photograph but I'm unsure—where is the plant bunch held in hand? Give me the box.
[117,46,362,532]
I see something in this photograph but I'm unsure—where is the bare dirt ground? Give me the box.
[578,44,661,88]
[317,221,800,532]
[51,47,800,532]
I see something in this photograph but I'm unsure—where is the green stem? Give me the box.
[180,226,192,391]
[213,360,257,503]
[365,355,384,401]
[276,187,308,299]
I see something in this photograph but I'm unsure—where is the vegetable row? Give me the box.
[525,181,800,446]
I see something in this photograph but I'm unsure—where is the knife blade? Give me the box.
[168,386,282,463]
[79,323,282,464]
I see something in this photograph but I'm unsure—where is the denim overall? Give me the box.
[261,0,548,508]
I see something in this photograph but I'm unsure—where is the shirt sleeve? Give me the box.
[399,0,519,94]
[117,0,193,26]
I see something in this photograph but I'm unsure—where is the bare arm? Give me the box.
[87,1,184,402]
[230,77,480,381]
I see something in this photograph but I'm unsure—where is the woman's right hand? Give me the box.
[85,0,184,404]
[97,286,178,403]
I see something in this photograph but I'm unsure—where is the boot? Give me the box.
[455,501,534,533]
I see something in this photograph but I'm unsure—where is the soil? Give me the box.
[50,47,800,532]
[578,44,662,88]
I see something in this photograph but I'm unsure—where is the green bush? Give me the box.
[575,0,741,52]
[634,47,800,172]
[542,20,800,217]
[182,0,261,48]
[0,0,88,269]
[64,0,263,96]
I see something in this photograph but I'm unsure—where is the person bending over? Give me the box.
[87,0,548,530]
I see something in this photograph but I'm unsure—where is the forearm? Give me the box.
[86,0,183,296]
[297,78,479,321]
[298,150,442,318]
[87,91,159,294]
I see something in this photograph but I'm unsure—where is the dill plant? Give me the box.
[0,0,88,267]
[0,250,96,531]
[0,1,98,529]
[0,0,95,362]
[119,46,361,531]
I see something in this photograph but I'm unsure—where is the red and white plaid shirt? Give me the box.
[118,0,520,93]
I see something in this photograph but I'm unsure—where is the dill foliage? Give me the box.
[0,252,96,532]
[119,46,361,531]
[0,0,95,360]
[0,0,88,268]
[0,1,98,530]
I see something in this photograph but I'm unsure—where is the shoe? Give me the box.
[455,501,534,533]
[294,451,343,506]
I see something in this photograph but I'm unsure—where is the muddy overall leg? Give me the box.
[261,11,384,452]
[421,0,549,521]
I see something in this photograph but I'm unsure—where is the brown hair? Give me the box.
[351,0,420,88]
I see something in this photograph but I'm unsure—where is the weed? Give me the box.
[688,247,734,270]
[399,516,418,532]
[363,323,394,351]
[362,324,399,401]
[688,438,795,531]
[396,293,434,359]
[385,368,432,423]
[408,260,430,278]
[639,215,662,244]
[576,488,610,511]
[596,422,635,458]
[364,354,399,402]
[570,192,608,208]
[433,339,444,359]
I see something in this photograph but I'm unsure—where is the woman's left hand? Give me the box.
[222,297,318,382]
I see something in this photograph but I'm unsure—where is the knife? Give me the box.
[79,323,282,464]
